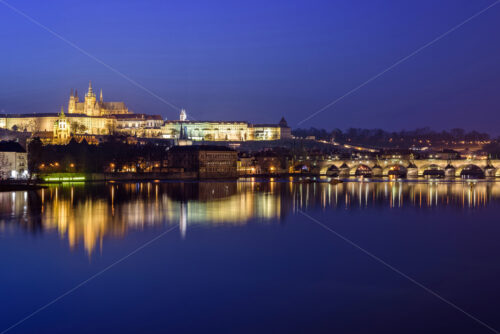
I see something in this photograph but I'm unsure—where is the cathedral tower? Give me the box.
[68,89,76,114]
[84,81,99,116]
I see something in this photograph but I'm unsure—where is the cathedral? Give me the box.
[68,82,130,116]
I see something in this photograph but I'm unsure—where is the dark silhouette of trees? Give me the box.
[31,139,169,173]
[292,127,490,148]
[27,137,43,183]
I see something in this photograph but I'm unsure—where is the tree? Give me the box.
[27,137,43,184]
[78,124,87,133]
[70,122,79,134]
[105,122,116,135]
[11,125,18,131]
[0,152,11,179]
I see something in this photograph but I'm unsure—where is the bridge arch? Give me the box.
[382,164,407,177]
[457,164,485,178]
[350,164,372,176]
[421,164,445,178]
[325,164,339,176]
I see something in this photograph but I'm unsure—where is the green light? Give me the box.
[43,176,86,182]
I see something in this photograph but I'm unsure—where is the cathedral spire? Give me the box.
[70,88,74,97]
[60,106,65,117]
[100,89,103,102]
[87,81,94,97]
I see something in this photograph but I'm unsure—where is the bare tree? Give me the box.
[78,123,87,133]
[70,121,79,134]
[0,152,11,179]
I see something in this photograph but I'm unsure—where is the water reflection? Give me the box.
[0,179,499,254]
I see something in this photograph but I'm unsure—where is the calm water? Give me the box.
[1,179,500,333]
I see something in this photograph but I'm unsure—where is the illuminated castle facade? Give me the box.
[0,82,291,143]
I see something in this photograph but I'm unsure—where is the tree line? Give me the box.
[28,136,169,174]
[292,127,491,148]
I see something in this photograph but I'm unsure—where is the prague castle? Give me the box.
[0,82,291,144]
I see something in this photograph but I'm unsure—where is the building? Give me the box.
[0,82,162,142]
[53,107,70,144]
[253,150,289,174]
[0,82,292,144]
[237,154,257,175]
[0,141,28,179]
[167,145,238,178]
[68,82,129,116]
[162,110,292,142]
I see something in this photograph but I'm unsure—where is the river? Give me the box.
[1,179,499,333]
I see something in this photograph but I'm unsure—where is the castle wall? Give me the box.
[3,116,59,132]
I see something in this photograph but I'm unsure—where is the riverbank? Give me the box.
[0,182,47,192]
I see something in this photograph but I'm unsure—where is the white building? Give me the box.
[161,110,292,142]
[0,141,28,179]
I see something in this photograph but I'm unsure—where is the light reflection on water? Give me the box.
[0,179,498,254]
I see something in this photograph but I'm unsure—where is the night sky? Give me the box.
[1,0,500,133]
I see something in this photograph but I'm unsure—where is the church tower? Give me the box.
[84,81,98,116]
[53,106,69,144]
[68,88,76,114]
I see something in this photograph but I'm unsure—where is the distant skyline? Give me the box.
[1,0,500,132]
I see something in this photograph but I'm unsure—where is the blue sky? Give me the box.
[1,0,499,132]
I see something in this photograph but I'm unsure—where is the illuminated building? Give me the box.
[161,111,292,141]
[0,141,27,179]
[0,83,291,143]
[67,82,129,116]
[53,107,70,144]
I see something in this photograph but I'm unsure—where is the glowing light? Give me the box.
[43,176,86,182]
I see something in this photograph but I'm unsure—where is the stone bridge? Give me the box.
[294,158,500,177]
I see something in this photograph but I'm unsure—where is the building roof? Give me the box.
[1,113,105,118]
[0,141,26,153]
[2,113,60,118]
[32,131,54,139]
[168,145,235,152]
[252,124,281,128]
[113,113,163,120]
[164,120,249,125]
[99,101,127,110]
